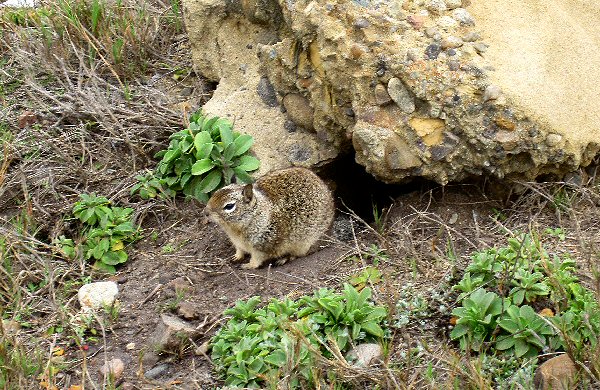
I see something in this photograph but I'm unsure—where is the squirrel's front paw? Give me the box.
[234,248,246,261]
[241,262,259,270]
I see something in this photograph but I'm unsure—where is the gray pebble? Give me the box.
[452,8,474,25]
[256,76,278,108]
[441,35,463,49]
[444,0,462,9]
[447,59,460,70]
[425,43,442,59]
[145,364,170,379]
[387,77,416,113]
[545,133,563,147]
[354,17,371,29]
[375,83,392,105]
[473,42,489,54]
[483,85,501,102]
[462,31,481,42]
[426,0,447,14]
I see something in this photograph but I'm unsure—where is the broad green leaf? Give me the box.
[232,134,254,156]
[195,143,213,160]
[102,250,128,265]
[99,238,110,252]
[514,339,530,357]
[191,158,216,175]
[264,350,287,367]
[93,260,116,274]
[223,142,236,162]
[194,131,212,151]
[201,116,219,133]
[197,170,222,194]
[361,321,384,338]
[235,155,260,172]
[495,336,515,351]
[219,121,234,145]
[233,168,253,184]
[450,324,470,340]
[162,148,181,163]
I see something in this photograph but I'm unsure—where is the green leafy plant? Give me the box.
[496,305,555,358]
[450,232,600,368]
[142,111,260,203]
[130,170,175,200]
[508,269,549,305]
[210,284,388,388]
[450,289,503,352]
[348,266,382,291]
[70,193,140,273]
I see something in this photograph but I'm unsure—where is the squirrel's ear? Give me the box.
[242,184,253,202]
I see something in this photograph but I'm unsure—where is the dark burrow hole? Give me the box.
[318,153,434,223]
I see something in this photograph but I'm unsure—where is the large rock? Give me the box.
[182,0,600,184]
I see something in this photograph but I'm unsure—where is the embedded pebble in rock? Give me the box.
[441,36,463,49]
[425,43,442,59]
[447,59,460,70]
[354,17,370,29]
[256,76,278,108]
[347,343,383,367]
[425,27,441,39]
[473,42,489,54]
[407,14,425,29]
[437,15,458,30]
[452,8,474,25]
[100,358,125,380]
[406,47,421,61]
[545,134,563,147]
[483,85,502,102]
[78,282,119,311]
[387,78,416,113]
[462,31,480,42]
[374,84,392,105]
[444,0,462,9]
[426,0,446,14]
[282,93,315,130]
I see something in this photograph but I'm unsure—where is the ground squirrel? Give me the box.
[206,167,334,269]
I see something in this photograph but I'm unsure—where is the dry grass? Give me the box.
[0,0,211,387]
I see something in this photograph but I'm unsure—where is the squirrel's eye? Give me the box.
[223,202,236,212]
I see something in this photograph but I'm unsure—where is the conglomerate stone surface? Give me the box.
[182,0,599,183]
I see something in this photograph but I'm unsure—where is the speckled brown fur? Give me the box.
[205,168,334,269]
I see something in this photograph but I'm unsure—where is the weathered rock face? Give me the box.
[182,0,600,184]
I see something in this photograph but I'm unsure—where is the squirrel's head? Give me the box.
[205,183,256,225]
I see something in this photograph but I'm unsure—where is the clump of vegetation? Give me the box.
[210,284,388,388]
[1,0,184,78]
[57,193,141,273]
[133,111,260,202]
[450,232,600,362]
